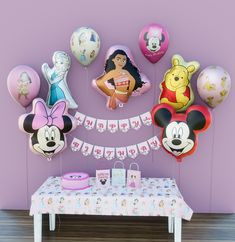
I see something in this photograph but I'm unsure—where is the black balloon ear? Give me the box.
[161,34,165,44]
[23,114,36,133]
[186,110,206,131]
[144,32,149,40]
[153,107,173,128]
[62,116,73,133]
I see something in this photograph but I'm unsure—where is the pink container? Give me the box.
[61,172,90,190]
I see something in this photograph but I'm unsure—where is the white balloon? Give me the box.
[197,66,231,108]
[70,27,100,66]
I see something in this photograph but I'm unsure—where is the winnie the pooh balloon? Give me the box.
[18,98,77,160]
[92,45,151,110]
[159,55,200,112]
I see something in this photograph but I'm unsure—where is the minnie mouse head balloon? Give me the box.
[92,45,151,110]
[19,98,77,160]
[151,103,212,161]
[139,23,169,64]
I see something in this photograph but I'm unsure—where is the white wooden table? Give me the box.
[30,177,193,242]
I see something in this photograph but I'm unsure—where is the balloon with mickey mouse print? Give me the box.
[151,103,212,161]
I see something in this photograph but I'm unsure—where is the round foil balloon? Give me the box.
[151,103,212,161]
[92,45,151,110]
[18,98,77,161]
[159,54,200,112]
[7,65,40,107]
[139,23,169,64]
[197,66,231,108]
[70,27,100,66]
[41,51,78,109]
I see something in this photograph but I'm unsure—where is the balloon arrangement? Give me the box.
[6,23,231,162]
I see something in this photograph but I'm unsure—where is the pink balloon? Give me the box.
[139,23,169,64]
[7,65,40,107]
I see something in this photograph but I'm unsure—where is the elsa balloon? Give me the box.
[42,51,78,109]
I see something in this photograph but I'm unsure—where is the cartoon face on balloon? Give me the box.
[159,54,200,112]
[151,104,212,161]
[41,51,78,109]
[139,23,169,64]
[92,45,151,110]
[19,99,77,160]
[7,65,40,107]
[144,30,165,52]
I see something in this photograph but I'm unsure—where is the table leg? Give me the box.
[34,214,42,242]
[168,216,174,233]
[174,217,182,242]
[49,214,56,231]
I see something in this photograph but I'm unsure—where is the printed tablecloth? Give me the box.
[30,177,193,221]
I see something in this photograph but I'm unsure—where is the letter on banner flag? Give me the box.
[71,138,84,152]
[84,116,96,130]
[116,147,127,160]
[127,145,139,159]
[137,141,150,155]
[148,136,160,150]
[81,142,94,156]
[75,111,86,125]
[96,119,107,132]
[140,112,152,126]
[104,147,115,160]
[130,116,142,130]
[108,120,118,133]
[118,119,130,132]
[93,146,104,159]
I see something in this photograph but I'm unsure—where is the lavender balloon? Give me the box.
[139,23,169,64]
[197,66,231,108]
[7,65,40,107]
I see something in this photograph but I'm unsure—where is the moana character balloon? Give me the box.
[92,45,151,110]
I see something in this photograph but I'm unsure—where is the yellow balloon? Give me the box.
[159,54,200,112]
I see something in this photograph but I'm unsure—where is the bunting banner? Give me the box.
[74,111,152,133]
[70,135,160,160]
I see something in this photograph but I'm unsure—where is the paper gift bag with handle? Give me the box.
[112,161,126,186]
[96,169,110,188]
[127,163,141,188]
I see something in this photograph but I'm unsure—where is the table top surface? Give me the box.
[30,177,193,220]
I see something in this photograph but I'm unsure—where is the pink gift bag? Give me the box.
[96,169,110,188]
[127,163,141,189]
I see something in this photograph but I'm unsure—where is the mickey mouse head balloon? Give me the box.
[151,103,212,161]
[18,98,77,160]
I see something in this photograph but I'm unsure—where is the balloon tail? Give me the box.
[47,157,52,162]
[177,158,182,163]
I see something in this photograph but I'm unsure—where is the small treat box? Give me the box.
[61,172,90,190]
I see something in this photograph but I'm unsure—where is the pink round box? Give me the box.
[61,172,90,190]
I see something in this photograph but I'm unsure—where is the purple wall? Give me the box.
[0,0,234,213]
